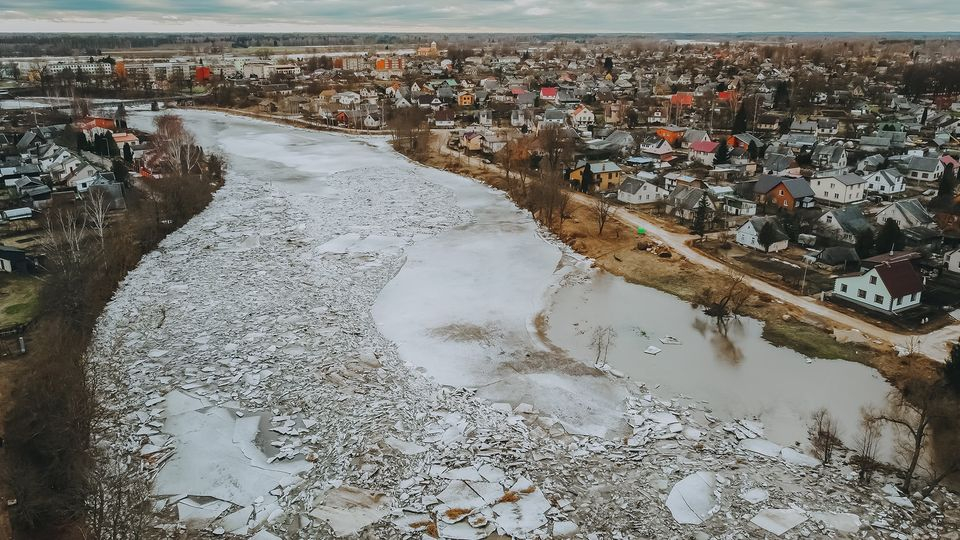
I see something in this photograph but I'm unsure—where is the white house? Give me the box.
[903,156,944,183]
[874,198,936,230]
[944,249,960,274]
[689,140,719,166]
[833,255,923,314]
[864,168,905,195]
[736,216,789,252]
[811,173,867,204]
[569,104,595,130]
[617,176,668,204]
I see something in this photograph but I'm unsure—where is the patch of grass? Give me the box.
[0,274,40,327]
[761,316,863,362]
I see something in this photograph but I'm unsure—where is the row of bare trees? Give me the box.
[808,380,959,499]
[2,115,226,538]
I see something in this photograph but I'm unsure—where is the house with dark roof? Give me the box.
[736,216,789,252]
[762,153,799,176]
[810,172,866,205]
[666,186,715,221]
[617,176,668,205]
[817,205,873,244]
[815,246,860,272]
[811,144,848,169]
[875,198,936,230]
[864,168,905,195]
[903,156,944,182]
[832,252,923,314]
[753,174,816,212]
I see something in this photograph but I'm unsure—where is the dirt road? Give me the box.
[435,139,959,362]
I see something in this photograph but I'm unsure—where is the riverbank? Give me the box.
[90,109,959,538]
[410,137,945,392]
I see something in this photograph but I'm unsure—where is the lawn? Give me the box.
[0,273,40,328]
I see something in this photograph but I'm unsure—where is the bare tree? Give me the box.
[868,385,955,495]
[695,273,751,323]
[40,209,87,273]
[852,414,882,485]
[557,191,571,226]
[593,195,615,235]
[808,408,842,465]
[591,326,617,367]
[84,188,111,252]
[152,114,201,175]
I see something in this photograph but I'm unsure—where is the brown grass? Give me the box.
[496,491,521,504]
[443,507,473,520]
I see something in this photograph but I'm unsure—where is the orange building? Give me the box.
[656,125,686,146]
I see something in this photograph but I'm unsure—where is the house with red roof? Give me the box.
[74,117,117,143]
[539,87,559,104]
[689,140,720,166]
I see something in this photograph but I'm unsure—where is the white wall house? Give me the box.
[875,198,936,229]
[689,140,719,166]
[811,173,866,204]
[617,176,668,204]
[735,216,789,252]
[904,156,944,182]
[569,105,595,130]
[945,249,960,274]
[864,168,905,195]
[833,261,923,313]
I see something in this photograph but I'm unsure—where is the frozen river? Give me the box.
[128,109,894,447]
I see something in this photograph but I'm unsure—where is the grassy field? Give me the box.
[0,273,40,328]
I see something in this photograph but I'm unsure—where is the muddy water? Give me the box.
[543,271,897,450]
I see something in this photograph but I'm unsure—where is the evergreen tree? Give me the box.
[875,218,905,254]
[732,106,748,135]
[123,142,134,163]
[936,163,956,204]
[778,213,800,242]
[692,195,709,239]
[757,221,779,252]
[111,159,129,185]
[855,228,875,257]
[580,163,593,193]
[747,140,759,161]
[603,57,613,73]
[715,139,730,164]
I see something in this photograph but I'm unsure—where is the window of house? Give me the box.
[896,297,903,306]
[840,284,848,292]
[922,173,928,179]
[875,294,884,304]
[857,289,867,299]
[869,276,877,285]
[910,293,917,301]
[778,189,784,195]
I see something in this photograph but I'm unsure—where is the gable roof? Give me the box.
[872,261,924,298]
[823,205,872,236]
[754,175,815,199]
[744,216,789,242]
[690,140,719,153]
[886,198,934,225]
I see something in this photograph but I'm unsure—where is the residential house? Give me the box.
[681,129,711,149]
[689,140,719,166]
[736,216,789,252]
[903,156,944,182]
[816,118,840,138]
[0,246,30,274]
[875,198,936,230]
[722,196,758,217]
[569,104,595,130]
[727,133,763,152]
[811,144,848,169]
[539,87,559,104]
[762,153,800,176]
[753,175,816,211]
[569,160,624,191]
[666,186,715,221]
[832,252,923,314]
[617,176,668,204]
[815,246,860,272]
[857,154,886,173]
[811,172,866,205]
[656,125,686,146]
[817,205,872,244]
[864,168,905,195]
[540,109,567,128]
[944,249,960,274]
[433,110,455,129]
[639,137,674,159]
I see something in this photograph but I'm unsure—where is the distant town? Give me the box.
[1,32,959,540]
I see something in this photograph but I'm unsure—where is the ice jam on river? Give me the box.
[89,110,956,538]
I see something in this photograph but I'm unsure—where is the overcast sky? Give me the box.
[1,0,957,34]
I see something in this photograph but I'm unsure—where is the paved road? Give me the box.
[435,139,959,362]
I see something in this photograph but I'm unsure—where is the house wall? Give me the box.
[833,269,921,312]
[736,223,787,252]
[763,184,797,210]
[0,259,10,273]
[812,177,865,204]
[945,251,960,274]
